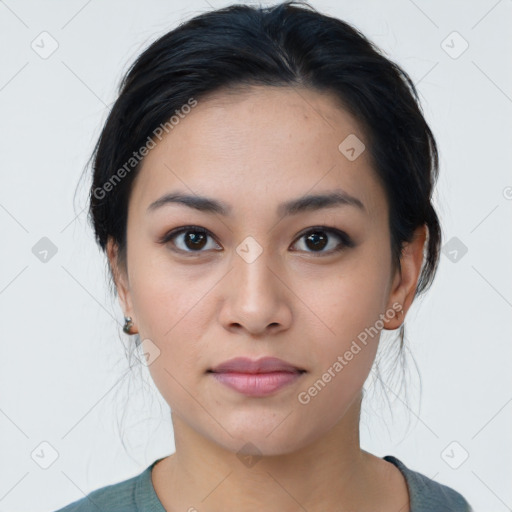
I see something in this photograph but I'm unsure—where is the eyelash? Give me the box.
[158,225,355,256]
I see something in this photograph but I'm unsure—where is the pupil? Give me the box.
[306,232,327,251]
[186,231,206,250]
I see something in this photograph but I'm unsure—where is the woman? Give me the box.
[55,1,473,510]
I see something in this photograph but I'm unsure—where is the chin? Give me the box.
[207,422,319,459]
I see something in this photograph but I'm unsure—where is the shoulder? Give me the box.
[52,472,140,512]
[52,460,164,512]
[383,455,474,512]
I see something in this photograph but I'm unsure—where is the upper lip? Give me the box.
[208,356,305,374]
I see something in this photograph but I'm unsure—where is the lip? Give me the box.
[207,357,306,397]
[210,371,304,397]
[208,356,305,374]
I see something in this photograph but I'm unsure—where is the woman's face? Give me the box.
[109,85,413,456]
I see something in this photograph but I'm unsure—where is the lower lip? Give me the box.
[210,371,304,397]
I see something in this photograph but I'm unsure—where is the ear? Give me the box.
[106,237,135,322]
[383,224,427,330]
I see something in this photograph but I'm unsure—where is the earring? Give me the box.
[123,316,134,334]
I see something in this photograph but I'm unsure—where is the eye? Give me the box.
[291,227,354,255]
[158,225,354,256]
[159,226,221,253]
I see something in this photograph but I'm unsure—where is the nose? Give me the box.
[217,246,292,337]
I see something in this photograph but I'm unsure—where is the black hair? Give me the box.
[82,0,441,433]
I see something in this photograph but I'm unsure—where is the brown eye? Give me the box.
[304,231,328,251]
[291,227,354,254]
[159,225,354,256]
[182,230,208,250]
[160,226,221,253]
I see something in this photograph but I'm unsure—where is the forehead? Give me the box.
[130,85,385,221]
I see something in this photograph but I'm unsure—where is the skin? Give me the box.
[107,85,426,512]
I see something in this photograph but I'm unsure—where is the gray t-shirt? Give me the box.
[53,455,474,511]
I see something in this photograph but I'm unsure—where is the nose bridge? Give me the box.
[234,234,277,299]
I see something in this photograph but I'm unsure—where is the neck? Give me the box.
[152,394,389,511]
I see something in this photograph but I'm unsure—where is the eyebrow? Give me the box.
[146,189,366,217]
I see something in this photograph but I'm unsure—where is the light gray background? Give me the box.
[1,1,511,511]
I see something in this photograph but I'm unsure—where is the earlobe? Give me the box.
[383,224,427,330]
[106,237,135,323]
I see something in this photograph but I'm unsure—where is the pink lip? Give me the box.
[208,356,306,397]
[211,371,303,396]
[209,356,305,374]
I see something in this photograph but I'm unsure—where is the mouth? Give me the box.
[208,370,305,396]
[207,369,306,374]
[208,356,306,374]
[207,356,306,397]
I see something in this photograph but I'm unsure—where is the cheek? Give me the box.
[129,267,209,417]
[127,246,219,401]
[294,244,391,391]
[128,242,207,337]
[299,245,391,343]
